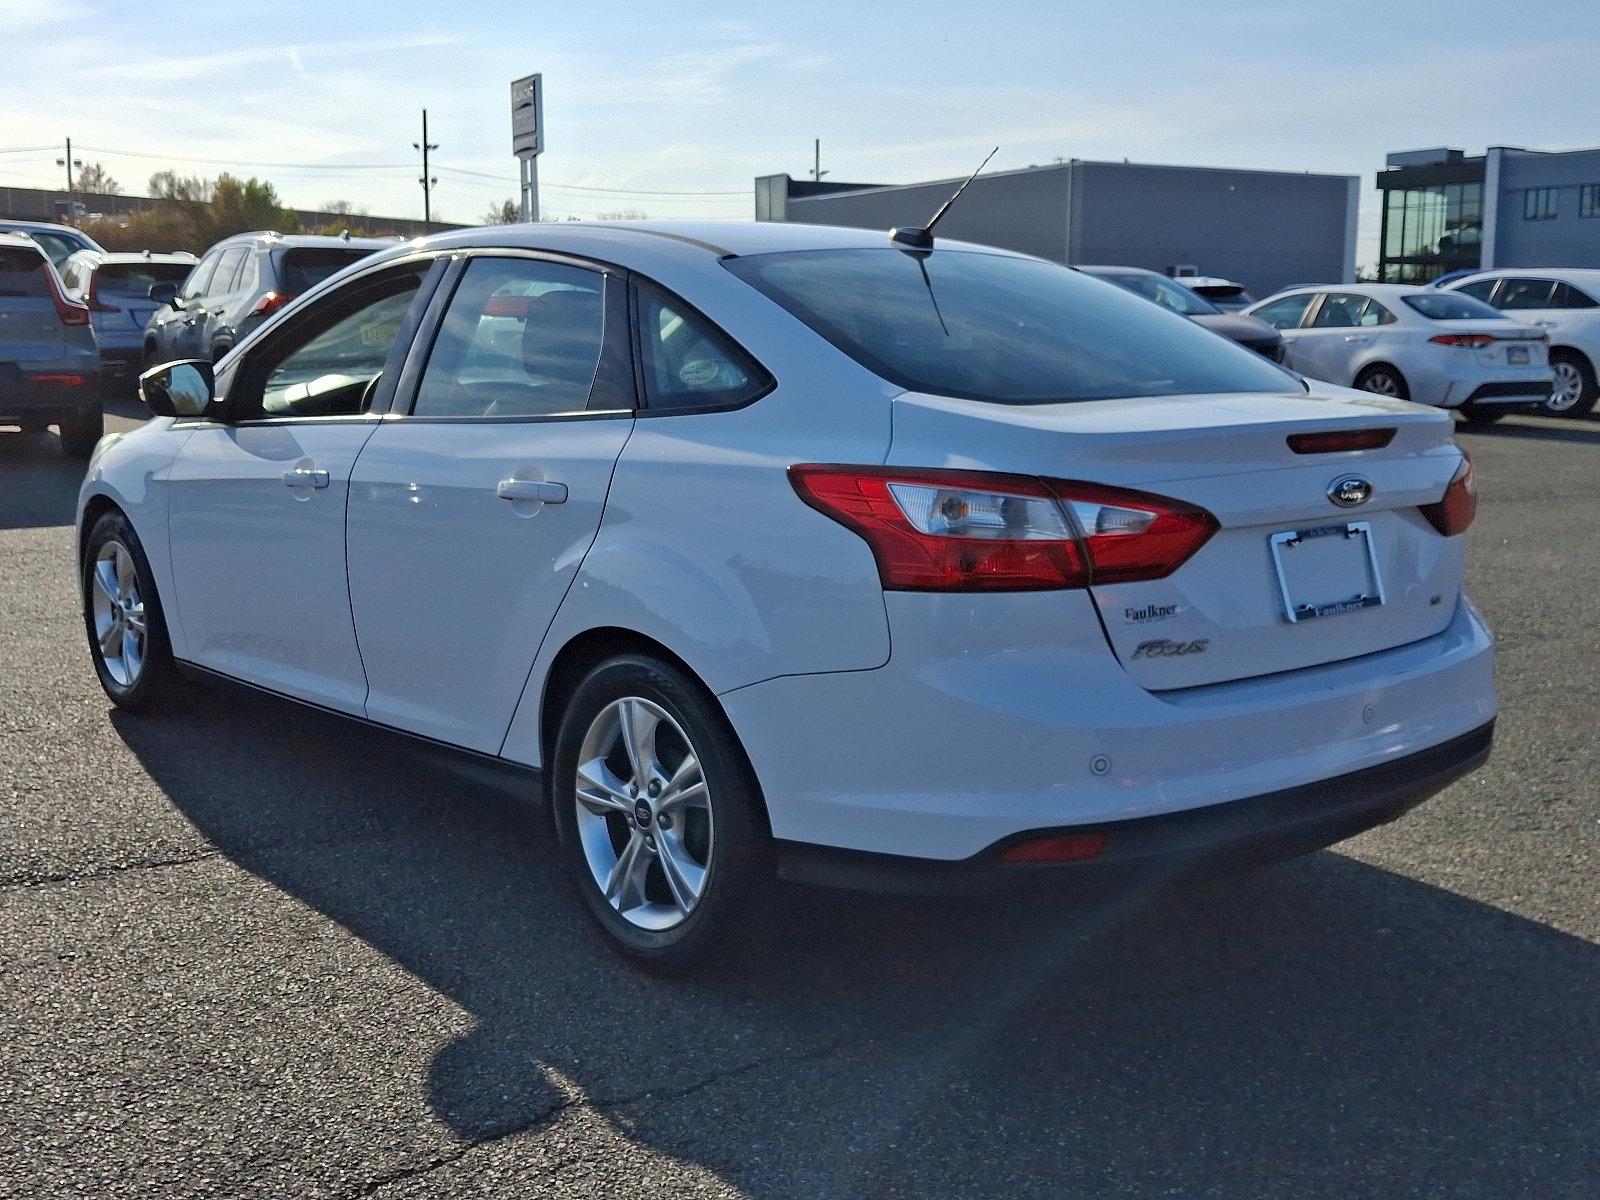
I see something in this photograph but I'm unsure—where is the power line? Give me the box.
[77,144,412,170]
[435,165,748,196]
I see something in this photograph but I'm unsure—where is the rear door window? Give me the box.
[0,245,50,297]
[1495,278,1557,310]
[1308,293,1372,328]
[210,247,248,295]
[411,257,608,418]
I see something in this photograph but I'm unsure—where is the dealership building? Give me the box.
[1378,146,1600,282]
[755,159,1359,297]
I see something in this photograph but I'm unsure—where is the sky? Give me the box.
[7,0,1600,270]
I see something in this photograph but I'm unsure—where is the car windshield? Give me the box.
[95,262,194,298]
[279,248,373,293]
[725,249,1295,404]
[1098,272,1219,316]
[1403,292,1506,321]
[0,246,49,297]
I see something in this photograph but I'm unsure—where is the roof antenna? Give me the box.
[890,146,998,252]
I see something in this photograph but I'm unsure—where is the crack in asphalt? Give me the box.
[353,1035,861,1197]
[0,848,223,893]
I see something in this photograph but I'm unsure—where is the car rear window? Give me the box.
[1403,293,1504,321]
[278,248,373,293]
[95,262,194,298]
[1098,272,1219,316]
[724,248,1295,404]
[0,246,49,297]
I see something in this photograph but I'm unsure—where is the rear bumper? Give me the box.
[0,372,101,421]
[776,720,1493,894]
[1461,381,1550,406]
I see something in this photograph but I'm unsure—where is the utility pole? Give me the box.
[812,138,828,183]
[414,110,439,230]
[56,137,82,224]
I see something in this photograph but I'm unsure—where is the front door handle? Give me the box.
[497,478,568,504]
[283,467,330,489]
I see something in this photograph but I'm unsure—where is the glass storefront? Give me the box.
[1379,181,1483,283]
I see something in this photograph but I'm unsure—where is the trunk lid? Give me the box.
[887,388,1466,689]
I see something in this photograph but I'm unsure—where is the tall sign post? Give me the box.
[511,73,543,223]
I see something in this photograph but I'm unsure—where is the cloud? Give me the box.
[97,33,463,83]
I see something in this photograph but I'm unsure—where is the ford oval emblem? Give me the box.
[1328,475,1373,508]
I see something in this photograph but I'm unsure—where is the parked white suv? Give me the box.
[1441,269,1600,416]
[79,222,1496,969]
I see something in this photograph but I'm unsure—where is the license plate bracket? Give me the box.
[1269,521,1385,623]
[1507,344,1530,365]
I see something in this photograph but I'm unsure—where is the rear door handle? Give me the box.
[497,478,568,504]
[1343,334,1369,343]
[283,468,330,489]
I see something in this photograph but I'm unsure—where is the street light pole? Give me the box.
[414,110,439,231]
[56,138,82,224]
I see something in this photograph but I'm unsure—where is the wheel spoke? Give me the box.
[98,621,122,657]
[603,832,650,909]
[656,834,704,913]
[575,757,633,816]
[656,753,707,814]
[616,698,660,786]
[93,559,119,605]
[114,546,135,596]
[125,606,147,635]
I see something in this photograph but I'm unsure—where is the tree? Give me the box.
[321,199,369,217]
[594,208,651,221]
[482,198,520,225]
[75,162,121,195]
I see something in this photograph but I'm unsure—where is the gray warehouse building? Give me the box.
[1378,146,1600,282]
[755,159,1359,297]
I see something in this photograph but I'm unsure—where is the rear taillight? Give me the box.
[27,373,85,386]
[1287,428,1396,454]
[1420,453,1476,537]
[85,276,119,313]
[44,267,89,326]
[250,291,293,318]
[1429,333,1494,349]
[788,466,1217,592]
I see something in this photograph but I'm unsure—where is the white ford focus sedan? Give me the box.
[78,221,1496,969]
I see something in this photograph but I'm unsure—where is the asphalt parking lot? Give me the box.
[0,404,1595,1199]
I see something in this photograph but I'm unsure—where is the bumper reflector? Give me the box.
[997,831,1110,863]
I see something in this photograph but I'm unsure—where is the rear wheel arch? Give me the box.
[538,626,772,837]
[1353,361,1409,399]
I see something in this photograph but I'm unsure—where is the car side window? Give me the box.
[181,253,221,302]
[1551,282,1598,309]
[1496,278,1556,310]
[228,266,427,420]
[411,257,608,418]
[30,232,78,268]
[633,281,770,410]
[1309,293,1370,328]
[211,247,248,295]
[1250,294,1313,330]
[1359,300,1396,327]
[1455,279,1498,304]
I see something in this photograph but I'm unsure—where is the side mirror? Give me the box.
[148,281,179,306]
[139,359,216,419]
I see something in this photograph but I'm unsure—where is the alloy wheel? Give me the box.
[1547,361,1584,413]
[573,696,713,931]
[1359,371,1400,397]
[90,540,146,688]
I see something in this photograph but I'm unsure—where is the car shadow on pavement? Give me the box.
[111,690,1598,1198]
[0,430,86,531]
[1457,414,1600,445]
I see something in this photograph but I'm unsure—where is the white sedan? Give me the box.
[1442,268,1600,417]
[79,222,1496,970]
[1245,284,1552,424]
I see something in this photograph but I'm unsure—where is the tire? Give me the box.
[1545,351,1597,417]
[1354,364,1409,401]
[81,510,189,713]
[1458,404,1506,426]
[58,407,104,459]
[549,653,769,973]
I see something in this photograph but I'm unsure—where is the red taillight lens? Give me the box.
[250,291,293,318]
[27,373,85,386]
[788,466,1217,592]
[1429,333,1495,349]
[44,267,89,326]
[1287,428,1396,454]
[998,831,1110,863]
[1420,453,1476,537]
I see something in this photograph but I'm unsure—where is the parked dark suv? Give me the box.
[144,231,398,365]
[0,233,102,456]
